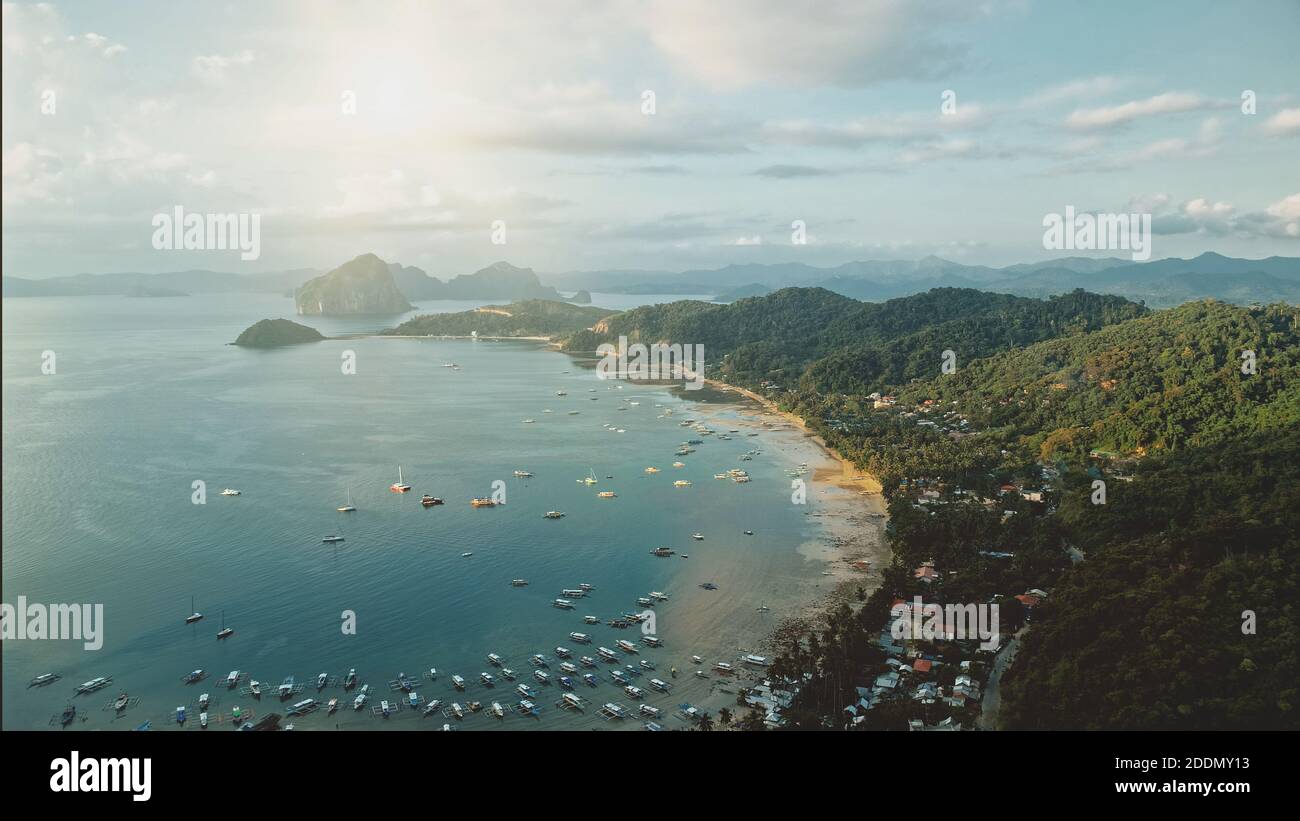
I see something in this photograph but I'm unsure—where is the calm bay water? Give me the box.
[2,292,825,730]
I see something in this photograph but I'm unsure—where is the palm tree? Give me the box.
[697,711,714,731]
[718,707,732,726]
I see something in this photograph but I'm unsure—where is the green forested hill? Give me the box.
[1000,430,1300,730]
[383,299,611,338]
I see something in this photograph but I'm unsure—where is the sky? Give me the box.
[3,0,1299,279]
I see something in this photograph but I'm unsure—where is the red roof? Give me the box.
[913,659,933,674]
[1015,594,1041,608]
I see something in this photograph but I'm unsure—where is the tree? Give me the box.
[718,707,732,726]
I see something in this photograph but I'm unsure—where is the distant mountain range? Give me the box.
[5,252,1297,309]
[550,252,1300,307]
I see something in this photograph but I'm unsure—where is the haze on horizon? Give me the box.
[3,0,1299,280]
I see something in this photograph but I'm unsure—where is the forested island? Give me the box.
[233,318,326,347]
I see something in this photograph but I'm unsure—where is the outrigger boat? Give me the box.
[616,639,639,654]
[423,699,441,716]
[76,677,111,694]
[470,497,497,507]
[554,646,572,658]
[511,579,529,586]
[583,615,601,624]
[184,669,205,684]
[344,668,357,689]
[278,676,295,699]
[583,673,599,687]
[113,692,130,712]
[322,535,345,543]
[451,675,466,690]
[198,693,209,709]
[516,683,537,698]
[250,680,262,697]
[316,672,328,690]
[543,511,565,519]
[569,632,591,643]
[533,670,550,685]
[491,701,505,718]
[580,656,597,668]
[553,598,574,609]
[487,653,503,666]
[28,673,61,688]
[501,668,517,680]
[327,698,338,714]
[480,672,496,687]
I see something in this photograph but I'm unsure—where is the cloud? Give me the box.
[762,104,987,149]
[1138,192,1299,239]
[1021,76,1126,107]
[753,164,841,178]
[1065,92,1219,130]
[192,50,255,84]
[638,0,972,89]
[1262,107,1300,137]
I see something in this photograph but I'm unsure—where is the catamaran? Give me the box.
[185,596,203,624]
[390,466,411,493]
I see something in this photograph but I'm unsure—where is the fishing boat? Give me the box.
[602,703,627,719]
[491,701,505,718]
[513,470,534,477]
[397,672,413,692]
[610,670,629,684]
[649,678,670,692]
[624,686,644,700]
[451,675,466,690]
[184,669,205,684]
[421,494,444,506]
[480,672,496,686]
[637,597,653,607]
[583,673,599,687]
[530,654,549,668]
[250,680,262,697]
[558,676,575,690]
[640,703,662,717]
[343,668,357,689]
[278,676,295,699]
[337,487,356,513]
[327,698,338,714]
[560,588,586,598]
[533,670,550,684]
[562,693,584,711]
[487,653,503,667]
[597,647,619,662]
[583,615,601,624]
[470,497,497,507]
[75,677,111,694]
[390,467,411,493]
[616,640,639,654]
[559,661,578,675]
[322,535,345,543]
[511,579,530,586]
[501,668,517,681]
[449,703,464,719]
[220,488,241,496]
[691,533,704,540]
[353,690,368,710]
[554,646,572,658]
[198,693,209,709]
[642,636,663,647]
[316,672,328,690]
[639,660,656,671]
[516,684,537,699]
[28,673,60,688]
[113,692,129,711]
[553,598,574,609]
[216,610,233,640]
[380,700,391,717]
[569,632,591,643]
[408,692,419,709]
[580,656,597,668]
[199,711,209,729]
[423,700,441,716]
[184,596,203,624]
[543,511,565,519]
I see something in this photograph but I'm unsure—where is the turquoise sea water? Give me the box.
[2,292,827,730]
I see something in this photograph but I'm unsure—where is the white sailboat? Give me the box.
[337,486,356,512]
[390,466,411,493]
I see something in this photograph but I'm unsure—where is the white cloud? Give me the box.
[192,50,255,84]
[1022,76,1126,107]
[1066,92,1217,130]
[1262,107,1300,137]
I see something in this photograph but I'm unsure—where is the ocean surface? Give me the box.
[2,292,834,730]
